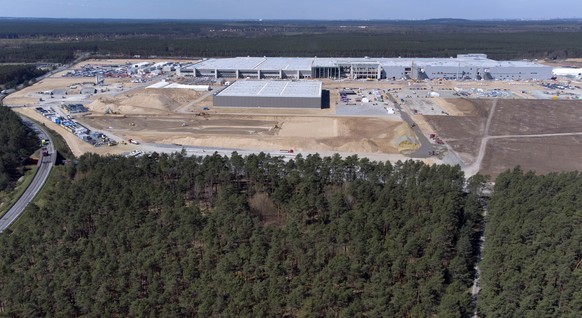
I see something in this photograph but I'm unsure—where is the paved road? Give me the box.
[393,101,438,158]
[0,119,56,233]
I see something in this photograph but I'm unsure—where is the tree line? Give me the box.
[1,150,580,317]
[1,18,580,38]
[0,65,47,90]
[1,31,582,64]
[0,106,38,191]
[478,168,582,317]
[0,153,483,317]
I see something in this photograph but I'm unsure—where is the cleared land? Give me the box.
[489,100,582,135]
[424,99,493,164]
[16,107,133,156]
[83,114,408,154]
[5,77,143,106]
[7,58,582,175]
[481,136,582,176]
[6,59,415,157]
[89,88,205,114]
[423,98,582,176]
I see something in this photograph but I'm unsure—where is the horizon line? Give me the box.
[0,17,581,22]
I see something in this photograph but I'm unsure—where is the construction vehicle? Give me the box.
[195,112,209,118]
[40,147,50,163]
[128,138,139,145]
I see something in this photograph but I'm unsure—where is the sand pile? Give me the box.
[437,98,488,116]
[88,88,201,114]
[390,122,418,153]
[337,139,380,153]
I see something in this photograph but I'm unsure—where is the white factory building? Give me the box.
[213,80,323,109]
[178,54,552,81]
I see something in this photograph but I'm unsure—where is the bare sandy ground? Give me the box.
[88,88,204,114]
[16,58,551,161]
[82,114,409,154]
[540,58,582,68]
[4,77,142,106]
[15,107,133,157]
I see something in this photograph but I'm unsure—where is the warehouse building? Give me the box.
[183,54,552,81]
[213,80,323,109]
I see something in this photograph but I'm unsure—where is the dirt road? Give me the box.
[464,101,582,177]
[464,99,497,176]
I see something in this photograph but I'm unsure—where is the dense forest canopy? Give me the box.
[1,32,580,63]
[0,18,580,38]
[0,18,581,62]
[0,65,47,89]
[0,153,483,317]
[479,168,582,317]
[0,106,38,191]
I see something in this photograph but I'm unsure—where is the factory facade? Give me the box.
[180,54,552,81]
[213,80,323,109]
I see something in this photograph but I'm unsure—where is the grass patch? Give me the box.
[29,167,62,210]
[8,165,68,230]
[1,118,75,232]
[0,163,38,217]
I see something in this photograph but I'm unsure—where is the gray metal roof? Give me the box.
[256,57,313,71]
[190,57,266,70]
[216,80,322,98]
[189,57,314,71]
[313,57,382,68]
[189,55,550,72]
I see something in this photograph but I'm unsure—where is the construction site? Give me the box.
[4,57,582,176]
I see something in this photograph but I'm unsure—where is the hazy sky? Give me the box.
[0,0,580,20]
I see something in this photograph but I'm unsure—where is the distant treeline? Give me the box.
[0,65,47,89]
[1,32,581,63]
[0,18,580,38]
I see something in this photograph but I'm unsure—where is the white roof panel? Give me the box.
[257,57,313,71]
[190,57,267,70]
[217,80,322,98]
[188,55,550,73]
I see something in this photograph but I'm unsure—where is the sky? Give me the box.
[0,0,580,20]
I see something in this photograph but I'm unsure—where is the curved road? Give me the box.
[0,118,56,233]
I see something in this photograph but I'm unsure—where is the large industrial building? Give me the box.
[213,80,323,109]
[179,54,553,81]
